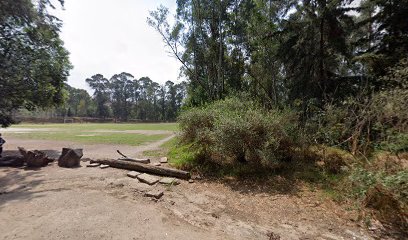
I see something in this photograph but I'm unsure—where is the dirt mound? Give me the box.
[364,184,408,235]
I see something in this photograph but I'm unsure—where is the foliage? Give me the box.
[86,73,187,121]
[149,0,408,147]
[178,97,301,167]
[0,0,72,127]
[307,58,408,155]
[349,168,408,206]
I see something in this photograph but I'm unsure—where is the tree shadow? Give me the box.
[194,161,329,196]
[0,167,45,208]
[210,172,301,196]
[2,149,62,169]
[2,149,62,159]
[0,148,69,208]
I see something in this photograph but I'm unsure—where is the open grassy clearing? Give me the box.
[3,123,178,146]
[10,123,179,131]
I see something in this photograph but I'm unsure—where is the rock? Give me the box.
[159,157,168,163]
[152,162,161,166]
[130,181,152,193]
[127,171,142,178]
[137,173,159,185]
[144,189,164,199]
[87,163,100,167]
[188,179,194,183]
[58,148,83,168]
[100,164,110,169]
[159,177,179,185]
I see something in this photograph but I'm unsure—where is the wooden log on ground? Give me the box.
[90,159,190,179]
[116,150,150,163]
[118,158,150,164]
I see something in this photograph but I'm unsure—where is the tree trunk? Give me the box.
[90,159,190,179]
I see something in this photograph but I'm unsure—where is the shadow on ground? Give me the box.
[190,163,324,196]
[0,149,65,208]
[3,149,61,159]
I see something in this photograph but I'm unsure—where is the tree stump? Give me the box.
[18,147,52,168]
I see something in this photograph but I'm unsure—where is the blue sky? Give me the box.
[54,0,181,91]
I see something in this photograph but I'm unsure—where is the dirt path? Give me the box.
[2,135,175,160]
[0,138,377,240]
[0,166,226,240]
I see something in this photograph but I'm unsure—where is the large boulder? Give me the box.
[58,148,83,168]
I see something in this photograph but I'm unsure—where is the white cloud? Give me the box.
[54,0,181,91]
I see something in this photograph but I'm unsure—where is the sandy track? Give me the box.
[0,137,377,240]
[2,135,175,160]
[0,166,228,240]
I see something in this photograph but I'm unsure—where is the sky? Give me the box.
[54,0,181,91]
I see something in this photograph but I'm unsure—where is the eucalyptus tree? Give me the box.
[148,1,230,105]
[86,74,111,118]
[109,72,134,121]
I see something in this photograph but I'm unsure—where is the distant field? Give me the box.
[10,123,179,131]
[2,123,178,146]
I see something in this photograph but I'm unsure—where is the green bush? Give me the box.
[349,167,408,206]
[306,58,408,155]
[178,97,301,167]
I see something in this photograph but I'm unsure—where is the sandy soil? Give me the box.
[2,135,175,160]
[0,138,378,240]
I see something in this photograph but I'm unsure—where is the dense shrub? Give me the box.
[307,58,408,155]
[178,97,301,167]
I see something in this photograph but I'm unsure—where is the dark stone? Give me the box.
[58,148,83,168]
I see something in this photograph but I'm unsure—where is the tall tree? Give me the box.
[109,72,134,121]
[86,74,111,118]
[355,0,408,77]
[0,0,71,126]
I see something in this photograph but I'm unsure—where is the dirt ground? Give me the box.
[0,137,378,240]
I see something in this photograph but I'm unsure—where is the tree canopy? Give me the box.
[148,0,408,111]
[0,0,71,127]
[84,73,187,122]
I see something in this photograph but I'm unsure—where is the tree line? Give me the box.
[56,73,187,122]
[148,0,407,155]
[148,0,407,111]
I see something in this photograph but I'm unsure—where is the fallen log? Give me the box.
[116,150,128,158]
[90,159,190,179]
[116,150,150,163]
[118,158,150,164]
